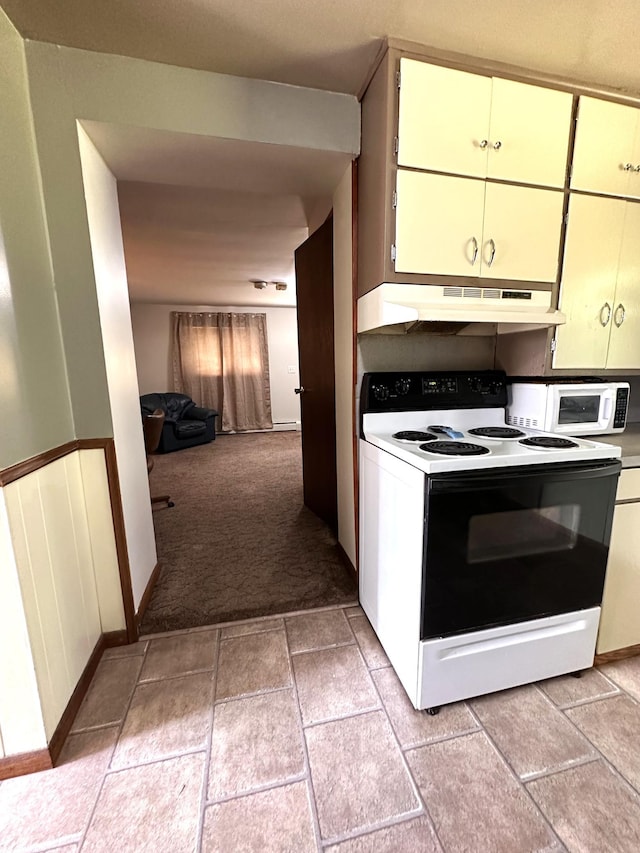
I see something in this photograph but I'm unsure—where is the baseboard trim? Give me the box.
[136,562,161,629]
[337,542,358,583]
[48,629,127,765]
[0,749,53,781]
[595,643,640,666]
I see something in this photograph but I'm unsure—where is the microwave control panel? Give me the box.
[614,387,629,429]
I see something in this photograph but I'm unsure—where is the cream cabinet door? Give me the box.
[570,97,638,197]
[606,202,640,369]
[397,59,491,178]
[553,195,625,369]
[394,170,485,276]
[597,500,640,654]
[487,78,572,188]
[480,183,564,281]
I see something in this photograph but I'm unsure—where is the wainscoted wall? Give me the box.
[0,449,125,750]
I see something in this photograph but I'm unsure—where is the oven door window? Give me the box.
[422,462,619,639]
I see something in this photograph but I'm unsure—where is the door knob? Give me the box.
[294,387,305,395]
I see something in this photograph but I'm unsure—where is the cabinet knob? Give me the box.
[470,236,479,266]
[493,141,502,150]
[614,303,626,327]
[623,163,634,171]
[486,238,496,267]
[600,302,612,327]
[479,139,489,149]
[635,165,640,172]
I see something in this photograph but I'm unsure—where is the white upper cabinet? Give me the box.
[397,59,573,188]
[553,193,640,370]
[571,96,640,199]
[395,170,564,281]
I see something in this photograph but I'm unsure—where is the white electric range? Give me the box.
[359,370,622,713]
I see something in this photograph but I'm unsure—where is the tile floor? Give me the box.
[2,604,640,852]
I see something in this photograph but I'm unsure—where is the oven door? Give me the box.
[421,460,620,639]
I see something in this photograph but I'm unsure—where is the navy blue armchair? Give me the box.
[140,393,218,453]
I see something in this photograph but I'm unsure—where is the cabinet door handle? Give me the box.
[479,139,489,149]
[493,141,502,150]
[623,163,634,171]
[470,236,479,265]
[486,238,496,267]
[614,303,626,327]
[600,302,612,327]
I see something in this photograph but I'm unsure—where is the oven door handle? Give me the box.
[428,461,621,493]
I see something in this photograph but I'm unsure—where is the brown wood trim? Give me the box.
[0,440,80,486]
[351,159,359,573]
[595,644,640,667]
[77,437,111,450]
[136,561,161,628]
[47,627,127,768]
[104,439,137,643]
[0,749,52,781]
[337,542,357,584]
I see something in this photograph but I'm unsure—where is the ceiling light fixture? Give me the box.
[273,281,288,291]
[251,280,267,290]
[250,279,288,291]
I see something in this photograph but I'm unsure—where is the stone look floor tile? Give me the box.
[41,845,79,852]
[102,640,148,660]
[373,666,478,748]
[344,606,364,619]
[527,759,640,852]
[538,668,619,707]
[111,671,213,769]
[215,630,291,700]
[349,616,389,669]
[0,727,118,851]
[324,816,441,852]
[566,695,640,790]
[208,689,305,800]
[600,656,640,701]
[406,732,559,853]
[220,618,284,639]
[293,645,378,725]
[139,629,218,681]
[286,609,354,653]
[305,710,420,840]
[71,656,142,731]
[470,684,595,779]
[202,781,317,853]
[81,753,205,853]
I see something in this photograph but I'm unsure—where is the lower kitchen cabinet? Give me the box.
[597,468,640,654]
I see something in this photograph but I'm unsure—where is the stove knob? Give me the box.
[395,378,411,395]
[372,384,390,402]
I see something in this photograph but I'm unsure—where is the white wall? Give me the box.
[78,128,157,609]
[130,303,301,427]
[333,166,357,567]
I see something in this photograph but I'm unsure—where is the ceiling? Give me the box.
[8,0,640,307]
[4,0,640,97]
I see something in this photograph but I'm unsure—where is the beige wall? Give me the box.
[0,10,74,469]
[78,129,158,608]
[131,303,302,427]
[333,166,357,567]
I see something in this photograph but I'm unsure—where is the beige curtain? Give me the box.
[171,312,273,432]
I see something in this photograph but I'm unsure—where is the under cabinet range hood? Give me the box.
[357,283,566,335]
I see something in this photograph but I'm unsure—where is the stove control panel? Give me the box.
[361,370,508,413]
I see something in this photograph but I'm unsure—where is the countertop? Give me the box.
[588,422,640,469]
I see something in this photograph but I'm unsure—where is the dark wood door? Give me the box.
[294,214,338,532]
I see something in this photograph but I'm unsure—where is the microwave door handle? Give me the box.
[602,397,613,423]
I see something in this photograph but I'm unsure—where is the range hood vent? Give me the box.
[357,283,566,336]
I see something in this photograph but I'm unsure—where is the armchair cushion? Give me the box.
[140,392,218,453]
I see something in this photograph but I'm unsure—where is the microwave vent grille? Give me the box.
[443,286,464,298]
[463,287,482,298]
[482,289,500,299]
[508,414,539,429]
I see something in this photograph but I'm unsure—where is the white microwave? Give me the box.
[507,379,630,435]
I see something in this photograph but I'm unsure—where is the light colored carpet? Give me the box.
[139,431,357,634]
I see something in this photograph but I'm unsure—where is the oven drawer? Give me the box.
[417,608,600,709]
